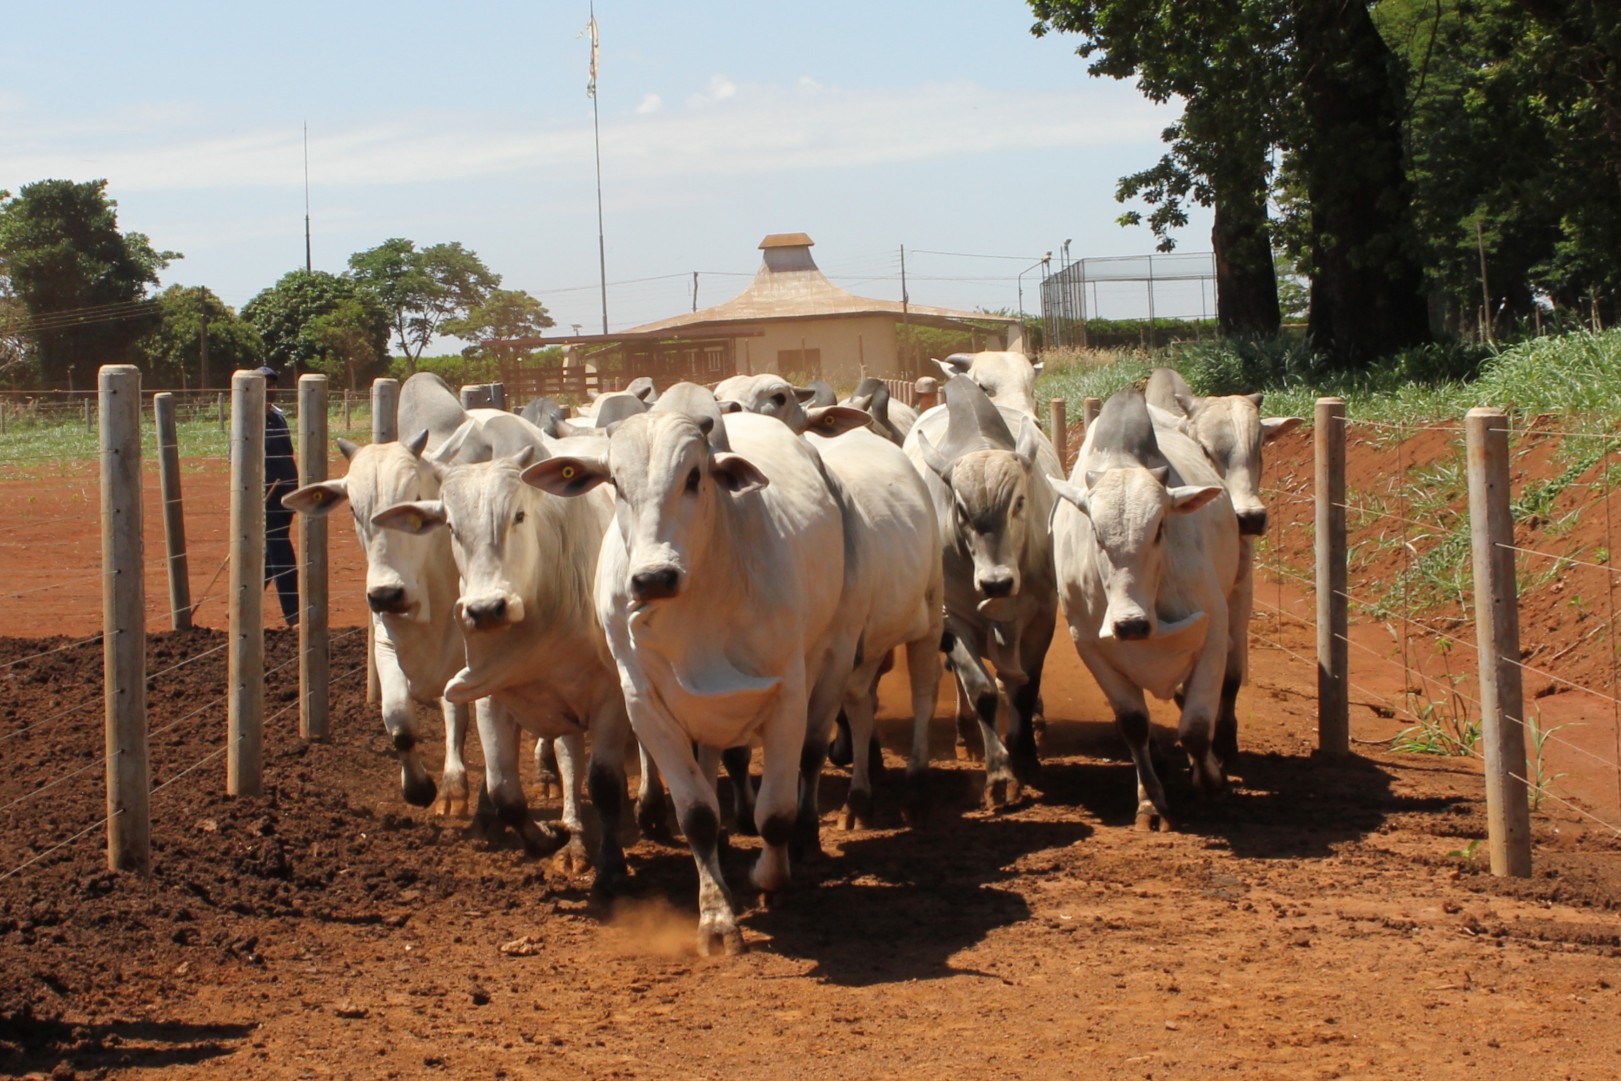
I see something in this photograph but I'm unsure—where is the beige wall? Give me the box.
[735,317,900,387]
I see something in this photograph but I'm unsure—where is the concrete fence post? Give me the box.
[367,378,399,704]
[228,370,266,796]
[1315,397,1349,756]
[99,365,151,873]
[490,382,507,411]
[1049,397,1068,472]
[84,397,94,434]
[914,376,940,413]
[460,384,493,410]
[298,375,331,741]
[217,392,225,433]
[152,393,193,631]
[1083,396,1102,430]
[1466,407,1532,877]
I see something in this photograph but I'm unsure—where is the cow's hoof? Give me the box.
[983,774,1022,811]
[521,823,570,860]
[901,768,930,827]
[433,782,468,818]
[466,810,504,845]
[552,836,591,878]
[592,858,632,899]
[402,775,437,809]
[838,789,874,832]
[697,921,745,958]
[828,728,854,768]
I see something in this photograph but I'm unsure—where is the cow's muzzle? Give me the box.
[1111,617,1152,641]
[460,593,524,631]
[629,567,681,603]
[1237,509,1268,536]
[367,586,409,614]
[977,571,1017,599]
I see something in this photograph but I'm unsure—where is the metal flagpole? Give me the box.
[588,5,608,334]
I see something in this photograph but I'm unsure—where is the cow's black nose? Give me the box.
[367,586,407,614]
[1113,617,1151,641]
[631,568,680,601]
[465,597,508,628]
[1237,509,1268,536]
[978,573,1015,598]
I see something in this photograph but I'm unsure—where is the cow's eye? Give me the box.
[770,392,786,407]
[1013,496,1026,517]
[685,467,701,493]
[514,510,526,524]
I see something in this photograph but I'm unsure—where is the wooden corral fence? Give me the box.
[13,370,1621,887]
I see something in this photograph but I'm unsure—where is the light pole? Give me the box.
[1017,252,1052,348]
[1060,239,1073,346]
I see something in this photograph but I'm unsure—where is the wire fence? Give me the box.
[0,369,379,884]
[1251,405,1621,860]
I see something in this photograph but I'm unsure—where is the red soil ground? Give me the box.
[0,430,1617,1079]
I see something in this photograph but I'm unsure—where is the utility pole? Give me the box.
[900,244,910,372]
[692,271,699,312]
[588,3,608,334]
[199,292,210,388]
[303,122,312,273]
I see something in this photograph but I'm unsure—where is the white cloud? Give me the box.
[797,77,823,93]
[687,74,737,107]
[2,80,1180,195]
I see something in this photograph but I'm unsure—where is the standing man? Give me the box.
[257,365,300,628]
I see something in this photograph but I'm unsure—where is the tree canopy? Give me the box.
[0,179,177,389]
[241,270,390,381]
[347,239,501,371]
[136,285,263,388]
[440,288,556,359]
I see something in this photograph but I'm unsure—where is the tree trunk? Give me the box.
[1294,0,1432,367]
[1211,142,1282,338]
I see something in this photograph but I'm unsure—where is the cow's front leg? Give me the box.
[586,700,634,897]
[902,633,944,824]
[474,699,566,857]
[639,723,740,956]
[1178,612,1231,800]
[375,625,435,807]
[550,731,591,876]
[1078,637,1173,831]
[721,744,757,836]
[534,737,562,800]
[435,698,470,816]
[947,635,1018,809]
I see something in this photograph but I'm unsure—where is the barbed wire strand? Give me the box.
[1498,542,1621,583]
[1605,436,1621,809]
[0,812,116,884]
[0,634,104,672]
[0,694,100,745]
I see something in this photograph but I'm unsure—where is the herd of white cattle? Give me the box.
[284,353,1300,955]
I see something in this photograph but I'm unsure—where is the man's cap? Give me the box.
[254,366,280,382]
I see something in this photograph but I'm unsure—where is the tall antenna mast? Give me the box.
[588,2,608,334]
[303,122,312,273]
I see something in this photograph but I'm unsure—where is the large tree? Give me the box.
[347,239,501,371]
[1030,1,1285,338]
[136,286,263,388]
[241,269,389,377]
[0,179,177,389]
[440,288,556,357]
[307,297,389,391]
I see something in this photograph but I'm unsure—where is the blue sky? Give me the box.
[2,1,1213,346]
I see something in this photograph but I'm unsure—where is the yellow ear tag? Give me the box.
[561,465,576,479]
[407,512,422,531]
[312,490,324,503]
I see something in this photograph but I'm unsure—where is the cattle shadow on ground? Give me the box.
[746,814,1086,988]
[0,1016,253,1075]
[1026,721,1467,860]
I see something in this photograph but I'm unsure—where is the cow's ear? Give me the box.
[1050,477,1089,514]
[1015,415,1041,467]
[1175,392,1200,417]
[372,500,448,534]
[282,479,349,517]
[710,452,769,495]
[806,405,871,438]
[933,356,969,379]
[509,445,536,469]
[406,428,430,459]
[1261,416,1302,443]
[792,386,819,404]
[914,430,954,482]
[522,455,611,497]
[1148,465,1171,484]
[432,418,486,466]
[1247,392,1265,408]
[336,437,361,461]
[716,399,743,414]
[1168,485,1224,513]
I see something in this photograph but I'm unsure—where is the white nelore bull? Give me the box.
[526,410,847,956]
[1143,367,1301,537]
[805,421,944,828]
[281,372,482,815]
[372,413,637,883]
[1050,387,1241,831]
[1144,366,1300,765]
[934,351,1044,417]
[841,377,919,446]
[905,376,1061,808]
